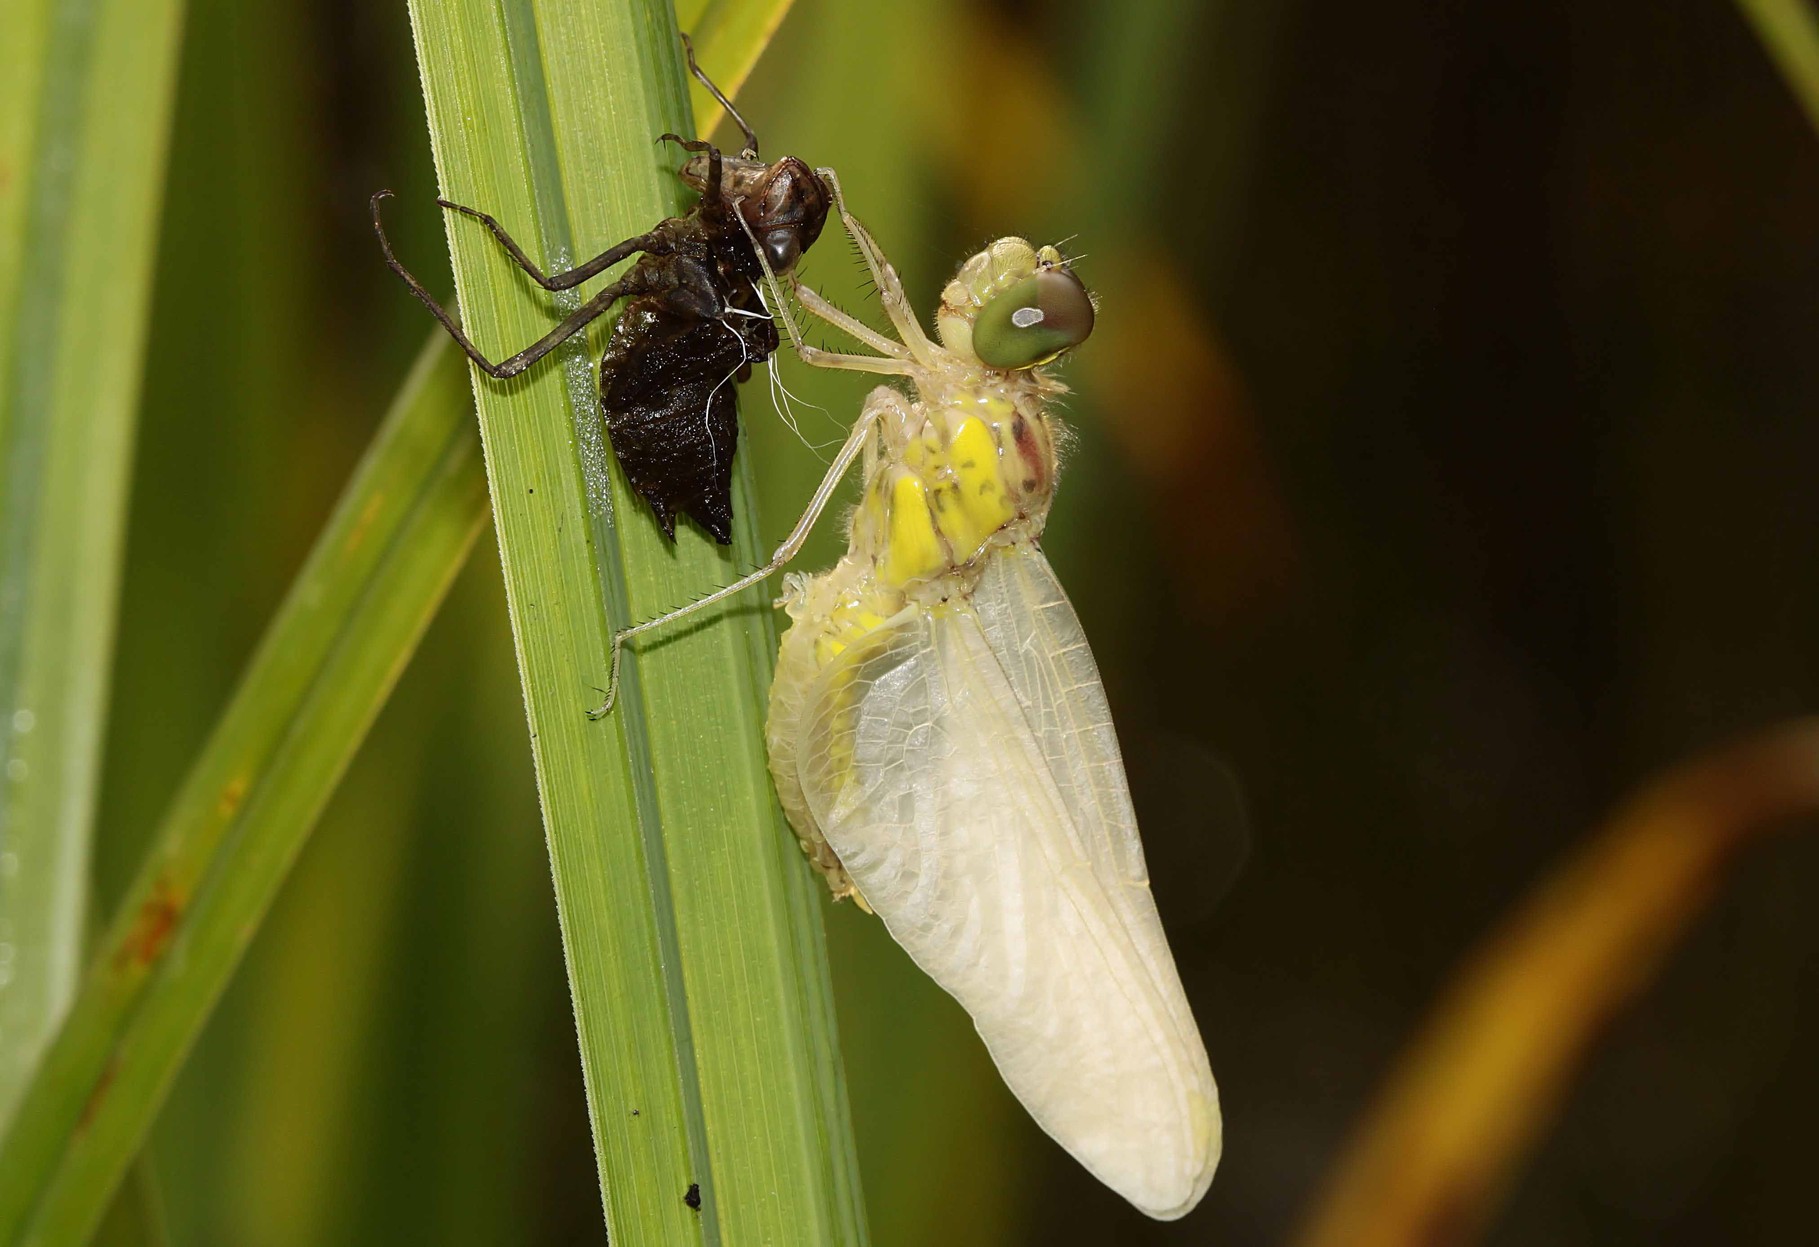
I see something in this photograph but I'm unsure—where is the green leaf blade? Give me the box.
[0,0,187,1129]
[0,337,488,1247]
[403,0,864,1240]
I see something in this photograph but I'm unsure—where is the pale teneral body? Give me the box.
[608,179,1221,1219]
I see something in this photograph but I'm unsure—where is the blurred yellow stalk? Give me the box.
[1294,720,1819,1247]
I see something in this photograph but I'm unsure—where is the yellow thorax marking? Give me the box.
[946,416,1015,554]
[870,404,1021,589]
[884,474,945,586]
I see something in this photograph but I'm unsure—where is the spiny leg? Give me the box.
[814,168,894,294]
[589,388,900,718]
[792,283,911,358]
[734,208,915,377]
[372,190,636,378]
[436,197,663,290]
[815,167,940,363]
[708,168,910,362]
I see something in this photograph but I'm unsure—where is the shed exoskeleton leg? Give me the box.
[371,189,665,379]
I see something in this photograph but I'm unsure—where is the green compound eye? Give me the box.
[972,267,1095,369]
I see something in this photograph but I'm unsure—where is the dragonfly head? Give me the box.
[938,239,1095,370]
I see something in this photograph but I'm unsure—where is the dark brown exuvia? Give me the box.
[371,35,829,542]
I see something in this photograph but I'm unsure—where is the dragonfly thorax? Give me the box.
[848,382,1056,597]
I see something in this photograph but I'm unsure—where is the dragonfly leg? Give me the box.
[790,336,914,376]
[815,167,940,363]
[435,196,663,290]
[659,132,729,229]
[791,283,912,358]
[732,208,915,376]
[589,387,897,718]
[680,33,759,158]
[373,190,639,378]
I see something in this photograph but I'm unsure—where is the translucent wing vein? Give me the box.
[793,545,1220,1219]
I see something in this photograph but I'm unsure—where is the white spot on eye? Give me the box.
[1011,306,1045,329]
[11,709,33,734]
[5,758,24,782]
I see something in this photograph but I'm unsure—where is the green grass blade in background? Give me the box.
[404,0,864,1240]
[1736,0,1819,137]
[0,338,488,1247]
[0,0,186,1127]
[87,1164,166,1247]
[676,0,798,139]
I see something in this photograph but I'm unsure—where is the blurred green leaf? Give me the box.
[0,0,186,1127]
[0,337,488,1247]
[87,1163,166,1247]
[402,0,863,1241]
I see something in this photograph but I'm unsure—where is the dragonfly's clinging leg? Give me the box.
[815,167,940,364]
[436,197,663,291]
[791,283,911,358]
[589,388,898,719]
[734,207,915,377]
[372,190,636,378]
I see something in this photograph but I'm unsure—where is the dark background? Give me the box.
[97,0,1819,1242]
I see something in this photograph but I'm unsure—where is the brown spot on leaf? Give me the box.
[76,1059,119,1133]
[113,876,185,973]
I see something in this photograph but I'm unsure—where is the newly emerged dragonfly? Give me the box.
[602,184,1221,1219]
[371,36,829,542]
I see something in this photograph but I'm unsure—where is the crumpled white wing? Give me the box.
[793,544,1220,1219]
